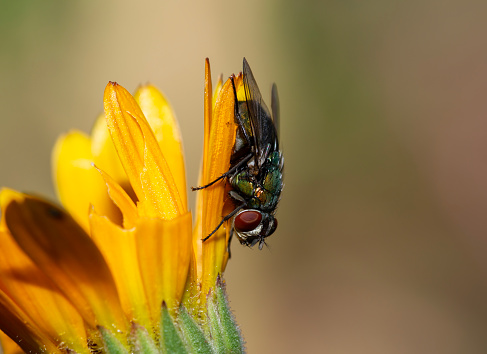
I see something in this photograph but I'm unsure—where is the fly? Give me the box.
[193,58,283,250]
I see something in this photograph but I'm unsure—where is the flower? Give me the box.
[0,59,244,353]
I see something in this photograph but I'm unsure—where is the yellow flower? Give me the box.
[0,59,243,353]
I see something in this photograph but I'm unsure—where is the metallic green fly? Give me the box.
[193,58,283,250]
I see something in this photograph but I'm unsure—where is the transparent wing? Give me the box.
[242,58,278,167]
[271,83,280,140]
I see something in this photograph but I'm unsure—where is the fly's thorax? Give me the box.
[230,172,274,210]
[249,186,275,210]
[230,155,283,211]
[230,170,255,198]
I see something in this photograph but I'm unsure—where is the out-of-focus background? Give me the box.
[2,0,487,352]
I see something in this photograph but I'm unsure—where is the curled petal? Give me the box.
[137,113,183,219]
[134,85,187,211]
[103,82,184,220]
[94,166,138,229]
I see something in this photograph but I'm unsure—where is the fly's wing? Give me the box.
[242,58,278,167]
[271,83,280,148]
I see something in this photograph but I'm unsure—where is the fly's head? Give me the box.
[232,209,277,250]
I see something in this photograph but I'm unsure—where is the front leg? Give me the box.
[202,202,246,242]
[191,152,253,191]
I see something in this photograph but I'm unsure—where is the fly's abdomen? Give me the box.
[259,152,283,209]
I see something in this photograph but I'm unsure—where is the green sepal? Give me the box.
[160,301,187,354]
[206,289,225,353]
[96,276,243,354]
[178,306,213,354]
[98,326,129,354]
[130,322,159,354]
[209,276,245,353]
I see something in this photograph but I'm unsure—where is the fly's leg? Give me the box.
[227,227,234,259]
[192,75,255,191]
[202,202,246,242]
[191,152,252,191]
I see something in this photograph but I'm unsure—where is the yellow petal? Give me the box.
[52,131,122,230]
[134,85,187,211]
[235,74,246,101]
[0,189,20,231]
[89,212,150,331]
[103,82,147,199]
[0,229,88,354]
[91,113,129,186]
[136,212,192,319]
[2,192,127,333]
[137,114,184,219]
[104,82,183,219]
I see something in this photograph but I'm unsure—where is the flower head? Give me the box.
[0,59,244,353]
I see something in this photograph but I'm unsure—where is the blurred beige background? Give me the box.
[2,0,487,353]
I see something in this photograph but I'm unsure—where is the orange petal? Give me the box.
[213,73,223,109]
[0,291,60,354]
[2,193,126,333]
[197,69,237,298]
[136,212,192,320]
[52,131,122,230]
[203,59,213,166]
[192,195,204,281]
[192,59,213,282]
[0,229,88,354]
[202,77,237,229]
[134,85,187,211]
[89,212,150,331]
[0,331,24,354]
[104,82,183,219]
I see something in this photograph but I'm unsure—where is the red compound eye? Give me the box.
[234,210,262,232]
